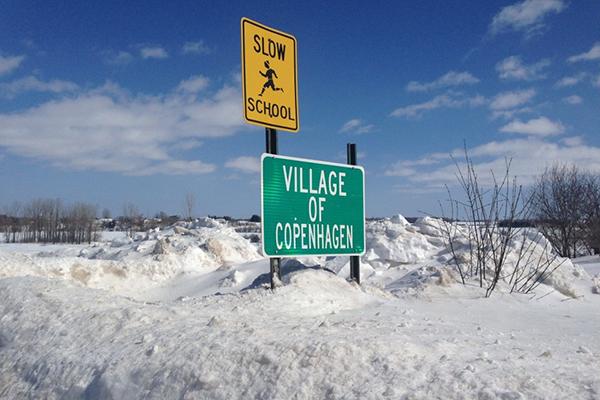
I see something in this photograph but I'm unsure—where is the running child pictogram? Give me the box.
[258,60,284,96]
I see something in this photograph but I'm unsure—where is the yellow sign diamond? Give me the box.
[241,18,299,132]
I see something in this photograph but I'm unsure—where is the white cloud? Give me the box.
[385,165,417,177]
[406,71,479,92]
[385,136,600,188]
[392,184,445,195]
[489,89,536,110]
[354,125,374,134]
[594,75,600,88]
[339,118,374,134]
[555,73,586,87]
[0,76,78,98]
[489,0,566,36]
[500,116,565,136]
[182,41,211,55]
[563,95,582,105]
[340,119,361,132]
[0,55,25,76]
[495,56,550,80]
[225,156,260,174]
[567,42,600,63]
[390,93,485,118]
[490,107,534,120]
[0,79,245,176]
[104,50,134,66]
[561,136,583,147]
[170,139,203,151]
[176,75,210,93]
[385,151,459,177]
[140,46,168,59]
[135,159,215,176]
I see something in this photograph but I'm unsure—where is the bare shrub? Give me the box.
[440,148,563,297]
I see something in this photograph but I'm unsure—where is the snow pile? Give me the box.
[593,275,600,294]
[0,221,261,297]
[277,268,379,316]
[365,216,441,265]
[385,265,458,297]
[413,215,448,238]
[361,216,585,299]
[537,258,587,298]
[571,255,600,295]
[409,222,584,297]
[94,223,261,267]
[0,215,589,299]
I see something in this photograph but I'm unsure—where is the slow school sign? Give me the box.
[261,154,365,256]
[241,17,299,132]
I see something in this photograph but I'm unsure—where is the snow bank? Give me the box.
[366,217,441,265]
[593,275,600,294]
[0,221,261,297]
[0,216,591,300]
[385,265,458,297]
[572,256,600,295]
[277,269,379,316]
[1,275,598,399]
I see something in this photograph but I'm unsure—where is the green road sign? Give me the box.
[261,154,365,257]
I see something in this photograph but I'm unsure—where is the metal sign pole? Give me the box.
[347,143,361,284]
[266,127,281,289]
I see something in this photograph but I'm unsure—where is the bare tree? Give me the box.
[123,202,143,237]
[23,198,61,243]
[582,175,600,254]
[530,164,594,258]
[184,192,196,221]
[2,201,22,243]
[64,202,97,244]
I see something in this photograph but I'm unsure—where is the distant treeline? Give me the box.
[0,198,267,244]
[0,200,170,244]
[0,199,99,244]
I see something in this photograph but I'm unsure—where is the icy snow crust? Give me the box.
[1,216,599,399]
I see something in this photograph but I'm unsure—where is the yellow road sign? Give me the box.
[241,17,299,132]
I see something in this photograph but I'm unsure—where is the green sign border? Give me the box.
[261,153,366,257]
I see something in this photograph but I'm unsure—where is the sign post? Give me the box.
[242,17,300,288]
[261,154,366,257]
[347,143,360,284]
[265,128,281,288]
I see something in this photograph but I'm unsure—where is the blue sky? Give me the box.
[1,0,600,218]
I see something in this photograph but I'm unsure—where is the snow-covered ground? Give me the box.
[573,255,600,278]
[0,217,599,399]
